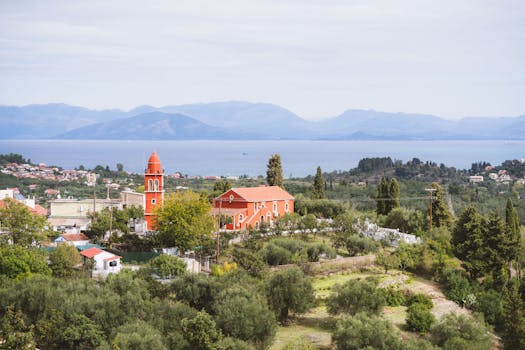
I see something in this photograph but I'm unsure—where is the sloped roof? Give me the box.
[31,204,48,216]
[217,186,294,202]
[80,247,104,258]
[61,233,89,241]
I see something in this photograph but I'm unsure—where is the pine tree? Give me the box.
[266,154,284,188]
[502,280,525,349]
[452,206,488,278]
[486,211,510,287]
[387,178,400,213]
[431,182,453,230]
[312,166,325,199]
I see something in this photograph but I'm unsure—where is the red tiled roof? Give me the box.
[61,233,89,242]
[103,255,121,262]
[80,247,104,258]
[217,186,294,202]
[31,204,48,216]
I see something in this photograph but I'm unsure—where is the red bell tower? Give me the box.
[144,151,164,230]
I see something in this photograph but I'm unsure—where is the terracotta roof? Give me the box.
[61,233,89,242]
[80,247,104,258]
[218,186,294,202]
[31,204,48,216]
[103,255,121,262]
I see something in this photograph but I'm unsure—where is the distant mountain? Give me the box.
[57,112,258,140]
[152,101,316,139]
[0,103,126,138]
[2,101,525,140]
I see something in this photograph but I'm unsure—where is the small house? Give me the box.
[80,247,122,278]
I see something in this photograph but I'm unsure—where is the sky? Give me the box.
[0,0,524,120]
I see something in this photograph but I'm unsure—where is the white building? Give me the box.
[54,233,90,247]
[469,175,484,183]
[80,247,122,278]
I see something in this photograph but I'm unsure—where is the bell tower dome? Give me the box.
[144,151,164,230]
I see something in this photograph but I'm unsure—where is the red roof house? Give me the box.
[212,186,294,230]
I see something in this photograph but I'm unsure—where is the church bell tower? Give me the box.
[144,151,164,230]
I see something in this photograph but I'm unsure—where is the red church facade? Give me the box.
[212,186,294,230]
[144,151,164,230]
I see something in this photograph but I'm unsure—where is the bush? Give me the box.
[431,312,492,350]
[332,312,403,350]
[326,278,385,315]
[406,303,436,334]
[380,287,406,307]
[344,234,380,256]
[441,269,476,306]
[259,243,293,266]
[407,293,433,310]
[231,248,268,278]
[149,254,187,278]
[475,289,503,329]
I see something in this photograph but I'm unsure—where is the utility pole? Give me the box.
[216,199,222,264]
[425,188,437,232]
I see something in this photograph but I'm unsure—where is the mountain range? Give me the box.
[1,102,524,140]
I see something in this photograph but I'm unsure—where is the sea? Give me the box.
[0,140,524,178]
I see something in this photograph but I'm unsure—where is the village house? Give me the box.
[54,233,91,246]
[212,186,294,230]
[80,247,122,278]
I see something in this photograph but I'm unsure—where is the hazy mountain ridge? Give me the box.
[1,102,524,140]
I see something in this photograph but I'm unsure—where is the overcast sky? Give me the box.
[0,0,524,120]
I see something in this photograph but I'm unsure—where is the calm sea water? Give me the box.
[0,140,524,177]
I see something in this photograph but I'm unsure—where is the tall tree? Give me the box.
[505,198,520,261]
[155,191,215,252]
[376,177,389,215]
[387,178,400,213]
[430,182,453,230]
[452,206,488,278]
[311,166,325,199]
[0,198,49,246]
[266,154,284,188]
[266,267,314,322]
[502,280,525,350]
[485,211,511,286]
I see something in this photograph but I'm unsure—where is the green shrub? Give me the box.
[326,278,385,315]
[259,243,293,266]
[381,287,406,307]
[431,312,491,350]
[406,303,435,334]
[344,234,380,256]
[441,269,476,306]
[407,293,433,310]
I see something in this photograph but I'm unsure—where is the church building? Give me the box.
[144,151,164,230]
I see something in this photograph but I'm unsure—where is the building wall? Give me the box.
[50,199,121,218]
[120,191,144,209]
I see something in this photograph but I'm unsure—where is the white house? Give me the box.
[80,247,122,278]
[54,233,90,247]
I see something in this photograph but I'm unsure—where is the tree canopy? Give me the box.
[155,191,215,252]
[266,154,284,188]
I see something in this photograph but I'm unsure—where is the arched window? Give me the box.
[154,179,159,191]
[238,214,244,222]
[273,202,277,212]
[148,179,153,191]
[285,202,289,212]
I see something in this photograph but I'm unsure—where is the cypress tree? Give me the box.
[502,280,525,349]
[376,177,389,215]
[312,166,325,199]
[431,182,453,229]
[388,178,400,213]
[266,154,284,188]
[505,199,520,261]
